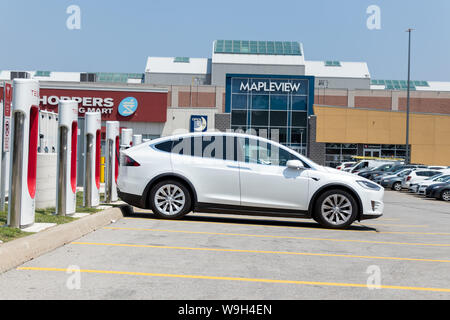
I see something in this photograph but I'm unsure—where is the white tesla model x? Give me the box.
[117,132,384,229]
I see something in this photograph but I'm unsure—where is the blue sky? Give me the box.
[1,0,449,81]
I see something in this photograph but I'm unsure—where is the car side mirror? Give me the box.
[287,160,304,170]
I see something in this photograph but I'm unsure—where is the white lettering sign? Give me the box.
[240,81,301,93]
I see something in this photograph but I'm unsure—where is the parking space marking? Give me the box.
[71,241,450,264]
[104,227,450,247]
[16,267,450,293]
[356,223,428,228]
[123,217,438,233]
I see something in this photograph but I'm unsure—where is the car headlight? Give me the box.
[357,180,381,191]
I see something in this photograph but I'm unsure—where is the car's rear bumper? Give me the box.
[118,189,146,209]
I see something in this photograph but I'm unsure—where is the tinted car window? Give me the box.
[168,135,237,161]
[154,140,172,153]
[239,138,306,167]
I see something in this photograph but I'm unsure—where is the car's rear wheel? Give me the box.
[441,190,450,202]
[150,180,192,219]
[314,190,358,229]
[392,182,402,191]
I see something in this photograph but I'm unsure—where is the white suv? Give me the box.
[118,132,384,229]
[402,170,443,190]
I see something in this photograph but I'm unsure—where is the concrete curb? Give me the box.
[0,206,126,274]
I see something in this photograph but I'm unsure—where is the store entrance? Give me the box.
[364,149,381,158]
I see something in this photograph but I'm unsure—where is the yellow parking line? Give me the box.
[17,267,450,293]
[357,223,428,228]
[124,217,434,233]
[71,241,450,263]
[104,227,450,247]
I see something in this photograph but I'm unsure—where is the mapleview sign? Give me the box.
[239,81,302,93]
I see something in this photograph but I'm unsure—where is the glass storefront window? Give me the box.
[251,111,269,126]
[325,143,358,168]
[228,76,312,153]
[269,111,288,127]
[231,110,247,126]
[292,111,307,127]
[270,95,288,110]
[291,128,306,144]
[231,94,248,110]
[251,95,269,109]
[292,96,307,111]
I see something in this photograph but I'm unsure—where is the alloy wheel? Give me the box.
[442,191,450,202]
[321,194,353,225]
[154,184,186,216]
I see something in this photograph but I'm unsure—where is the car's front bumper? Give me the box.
[358,187,384,221]
[425,188,441,199]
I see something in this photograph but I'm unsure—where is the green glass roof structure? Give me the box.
[214,40,302,56]
[35,71,51,77]
[96,72,144,83]
[324,61,341,67]
[371,80,430,91]
[174,57,190,63]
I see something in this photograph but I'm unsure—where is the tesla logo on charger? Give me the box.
[118,97,138,117]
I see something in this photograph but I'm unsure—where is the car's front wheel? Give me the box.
[150,180,192,219]
[314,190,358,229]
[441,190,450,202]
[392,182,402,191]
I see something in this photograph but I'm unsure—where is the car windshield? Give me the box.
[398,170,411,177]
[427,173,443,181]
[373,165,388,171]
[391,167,407,174]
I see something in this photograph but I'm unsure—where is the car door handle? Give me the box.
[227,165,252,171]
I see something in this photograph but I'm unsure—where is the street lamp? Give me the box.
[405,28,414,164]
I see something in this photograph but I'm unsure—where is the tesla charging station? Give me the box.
[121,128,133,149]
[56,100,78,216]
[83,112,101,208]
[132,134,142,146]
[8,79,40,228]
[105,121,120,203]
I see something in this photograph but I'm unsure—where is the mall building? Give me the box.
[1,40,450,166]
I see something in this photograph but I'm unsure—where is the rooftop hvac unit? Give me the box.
[10,71,30,80]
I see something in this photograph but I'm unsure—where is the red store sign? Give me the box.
[38,87,168,123]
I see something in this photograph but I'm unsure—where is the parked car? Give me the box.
[372,165,419,184]
[380,169,414,191]
[336,162,356,171]
[358,163,402,180]
[418,174,450,195]
[117,132,384,229]
[401,170,444,190]
[425,182,450,201]
[427,166,448,170]
[348,160,398,175]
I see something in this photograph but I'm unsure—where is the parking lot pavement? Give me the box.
[0,191,449,300]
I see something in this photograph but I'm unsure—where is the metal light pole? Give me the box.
[405,28,414,164]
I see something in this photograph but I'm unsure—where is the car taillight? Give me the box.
[123,155,140,167]
[407,176,412,181]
